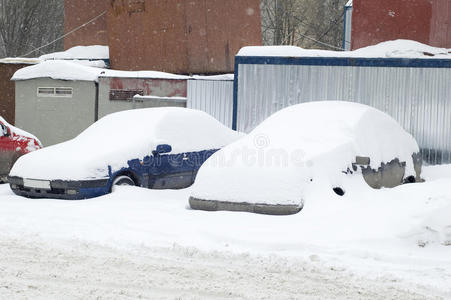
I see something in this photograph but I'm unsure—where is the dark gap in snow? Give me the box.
[333,187,345,196]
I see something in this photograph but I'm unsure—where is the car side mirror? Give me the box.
[152,144,172,156]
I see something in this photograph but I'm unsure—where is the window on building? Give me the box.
[37,87,73,98]
[109,89,144,101]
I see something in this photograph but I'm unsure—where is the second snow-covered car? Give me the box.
[189,101,423,215]
[8,108,240,199]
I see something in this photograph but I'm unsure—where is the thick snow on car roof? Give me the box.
[10,108,240,180]
[190,101,419,206]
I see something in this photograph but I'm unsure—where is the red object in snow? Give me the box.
[0,118,42,181]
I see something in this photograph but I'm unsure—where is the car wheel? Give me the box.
[112,175,135,187]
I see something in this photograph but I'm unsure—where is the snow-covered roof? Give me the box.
[191,74,234,81]
[39,45,109,61]
[11,60,192,82]
[11,60,235,82]
[0,58,40,65]
[345,0,352,7]
[99,69,190,80]
[11,60,104,82]
[237,40,451,59]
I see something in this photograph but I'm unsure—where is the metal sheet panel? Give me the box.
[237,63,451,164]
[344,6,352,51]
[187,80,234,128]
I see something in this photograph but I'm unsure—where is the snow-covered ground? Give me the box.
[0,165,450,298]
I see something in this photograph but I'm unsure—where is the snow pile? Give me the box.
[238,40,451,59]
[39,45,109,61]
[11,60,104,82]
[1,165,451,295]
[191,101,419,206]
[10,108,241,180]
[414,204,451,246]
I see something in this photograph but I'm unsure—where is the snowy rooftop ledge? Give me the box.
[0,57,40,65]
[237,40,451,59]
[11,60,191,82]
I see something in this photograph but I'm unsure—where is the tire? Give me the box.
[112,175,135,187]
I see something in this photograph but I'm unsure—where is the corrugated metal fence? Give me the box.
[235,57,451,164]
[187,79,234,128]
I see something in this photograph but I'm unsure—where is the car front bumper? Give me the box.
[8,176,110,200]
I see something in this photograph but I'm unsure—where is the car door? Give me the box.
[149,151,195,189]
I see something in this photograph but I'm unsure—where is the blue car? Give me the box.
[8,108,240,199]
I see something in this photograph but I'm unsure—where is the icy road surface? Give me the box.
[0,165,450,299]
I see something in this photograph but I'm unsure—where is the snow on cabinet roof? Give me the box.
[11,61,191,82]
[237,40,451,59]
[39,45,109,61]
[11,60,104,82]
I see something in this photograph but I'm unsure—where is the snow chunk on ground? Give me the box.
[10,108,241,181]
[191,101,419,206]
[39,45,109,61]
[238,39,451,59]
[11,60,104,82]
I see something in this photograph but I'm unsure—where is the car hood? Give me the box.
[9,138,151,181]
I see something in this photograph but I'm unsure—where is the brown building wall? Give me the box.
[107,0,262,74]
[64,0,109,50]
[0,63,30,125]
[351,0,451,49]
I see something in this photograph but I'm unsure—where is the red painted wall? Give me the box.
[109,78,187,98]
[351,0,451,49]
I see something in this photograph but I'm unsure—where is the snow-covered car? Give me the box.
[189,101,422,215]
[0,117,41,182]
[8,108,240,199]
